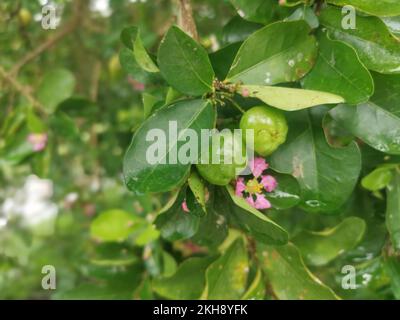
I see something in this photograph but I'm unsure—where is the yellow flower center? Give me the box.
[245,178,263,194]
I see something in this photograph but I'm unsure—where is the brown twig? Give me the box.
[0,65,47,115]
[9,0,84,77]
[176,0,198,40]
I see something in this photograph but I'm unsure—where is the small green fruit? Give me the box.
[240,105,288,156]
[196,131,247,186]
[18,8,32,27]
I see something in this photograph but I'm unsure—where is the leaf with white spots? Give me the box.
[226,20,317,85]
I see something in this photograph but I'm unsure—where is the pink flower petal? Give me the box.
[250,157,269,178]
[235,177,246,197]
[181,200,190,213]
[261,175,278,192]
[254,194,272,210]
[246,196,255,208]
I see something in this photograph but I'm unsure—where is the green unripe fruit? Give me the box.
[196,131,247,186]
[240,106,288,156]
[18,8,32,27]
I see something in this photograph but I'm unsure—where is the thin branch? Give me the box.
[0,65,47,115]
[9,0,85,76]
[176,0,198,40]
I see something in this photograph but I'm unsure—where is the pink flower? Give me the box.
[235,178,246,197]
[181,200,190,213]
[242,88,250,97]
[27,133,48,152]
[250,157,269,178]
[254,194,271,210]
[261,175,277,192]
[246,194,271,210]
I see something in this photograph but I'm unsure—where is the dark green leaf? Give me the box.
[225,186,289,245]
[303,33,374,104]
[123,99,215,194]
[329,73,400,155]
[227,21,318,85]
[320,6,400,74]
[271,108,361,213]
[152,256,216,299]
[158,26,214,96]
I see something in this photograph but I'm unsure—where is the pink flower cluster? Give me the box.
[235,157,277,210]
[27,133,48,152]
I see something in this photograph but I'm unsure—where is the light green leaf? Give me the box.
[188,170,207,214]
[320,6,400,74]
[203,239,248,299]
[362,167,394,191]
[158,26,214,96]
[37,69,75,113]
[258,243,340,300]
[90,209,138,242]
[386,172,400,251]
[302,33,374,104]
[327,0,400,17]
[133,30,159,73]
[227,20,317,86]
[241,268,265,300]
[123,99,215,194]
[293,217,367,266]
[240,85,344,111]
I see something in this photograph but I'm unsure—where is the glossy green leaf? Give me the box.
[329,73,400,155]
[384,256,400,299]
[258,243,339,300]
[229,0,291,24]
[155,188,200,241]
[241,268,265,300]
[225,186,289,245]
[134,29,159,73]
[285,6,319,29]
[265,172,301,210]
[361,167,394,191]
[320,6,400,74]
[123,99,215,194]
[302,33,374,104]
[221,16,261,46]
[152,256,216,299]
[203,239,248,299]
[90,209,138,242]
[293,217,366,266]
[382,16,400,37]
[386,172,400,251]
[327,0,400,17]
[158,26,214,96]
[209,42,242,80]
[37,69,75,113]
[271,109,361,213]
[227,20,317,86]
[240,85,344,111]
[142,93,160,120]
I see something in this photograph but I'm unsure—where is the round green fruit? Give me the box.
[240,105,288,156]
[196,131,247,186]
